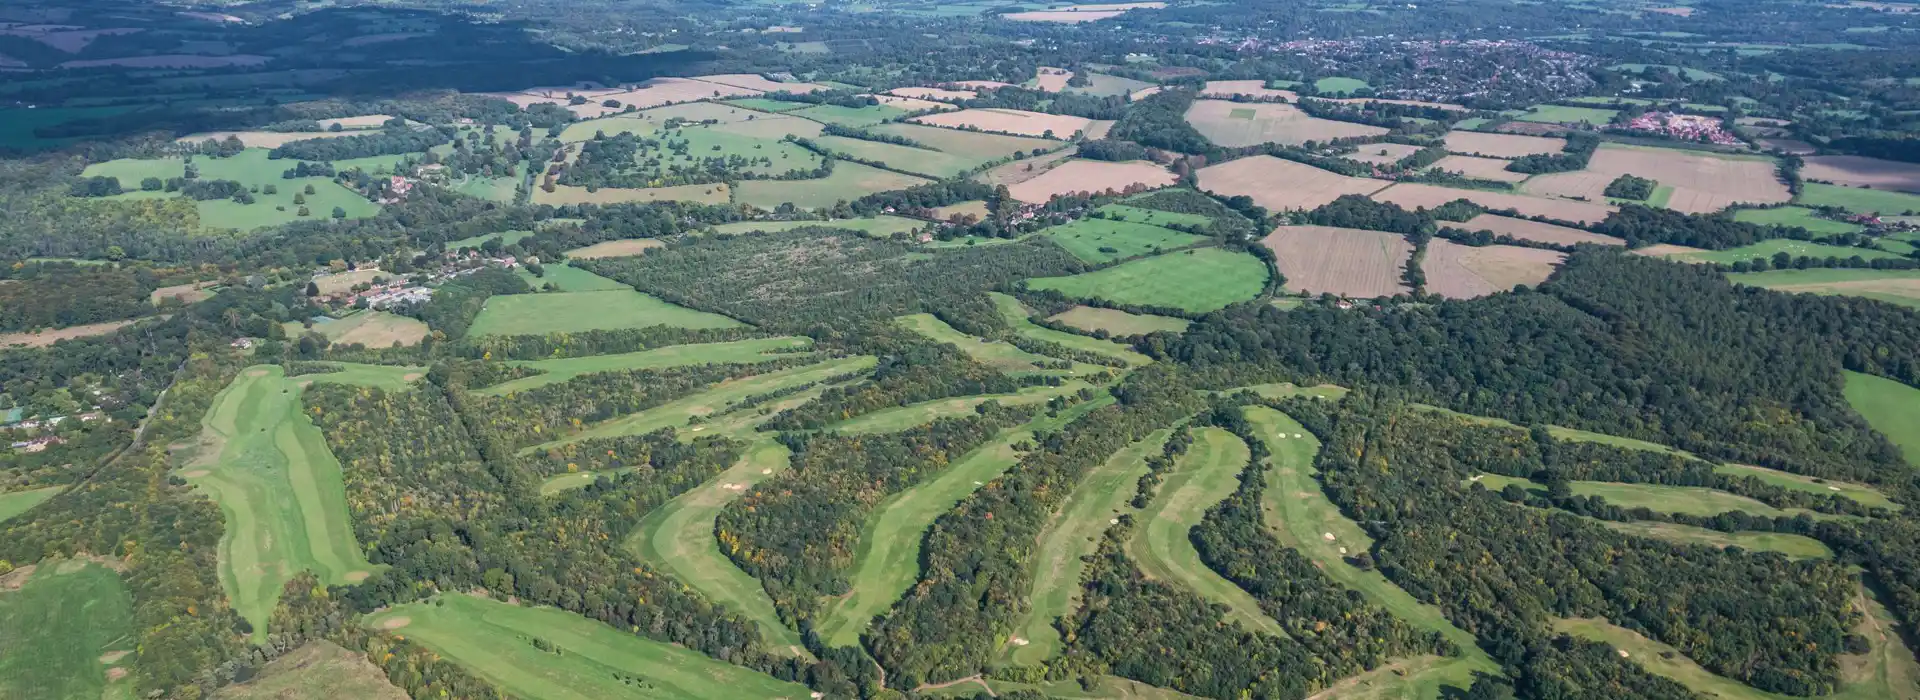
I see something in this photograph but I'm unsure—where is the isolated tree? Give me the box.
[331,206,347,219]
[305,281,320,297]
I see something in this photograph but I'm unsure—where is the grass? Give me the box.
[520,264,632,292]
[897,313,1064,373]
[1597,520,1834,559]
[0,559,136,700]
[1728,268,1920,310]
[478,337,812,395]
[1714,463,1898,511]
[708,215,925,237]
[1846,371,1920,468]
[1037,217,1206,264]
[1516,104,1620,124]
[1732,206,1864,235]
[722,98,811,113]
[468,290,743,336]
[827,381,1092,435]
[1470,474,1816,519]
[524,356,878,453]
[810,135,983,178]
[1095,204,1214,229]
[1246,407,1496,697]
[290,311,428,349]
[989,292,1152,366]
[0,486,62,524]
[1662,238,1905,265]
[1610,63,1725,81]
[1798,183,1920,216]
[624,441,810,656]
[1314,77,1371,95]
[215,640,405,700]
[1127,427,1286,637]
[182,364,390,639]
[448,230,534,250]
[790,103,908,127]
[363,594,812,700]
[1047,305,1189,336]
[1026,247,1268,313]
[1010,427,1175,666]
[85,148,379,230]
[815,396,1113,648]
[735,161,931,210]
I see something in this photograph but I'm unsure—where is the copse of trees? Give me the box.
[269,126,455,161]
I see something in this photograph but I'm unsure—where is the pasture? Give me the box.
[1599,521,1834,559]
[467,289,743,336]
[891,86,978,101]
[1006,159,1176,204]
[564,238,663,259]
[1026,247,1268,313]
[989,292,1152,365]
[520,265,631,292]
[182,365,386,637]
[721,97,809,113]
[791,103,906,127]
[1797,182,1920,215]
[1097,203,1214,229]
[1522,145,1789,214]
[1443,131,1567,158]
[735,162,930,210]
[1658,239,1905,265]
[811,135,981,177]
[1371,183,1617,224]
[1245,407,1498,694]
[1314,76,1371,95]
[974,148,1080,187]
[931,201,992,221]
[912,108,1094,138]
[83,148,379,230]
[449,230,535,250]
[1048,305,1190,336]
[1126,428,1284,636]
[1037,216,1205,263]
[1422,240,1565,298]
[625,441,809,655]
[1455,214,1626,246]
[297,310,428,347]
[1200,80,1300,100]
[817,398,1111,648]
[1732,206,1864,234]
[1261,225,1413,298]
[0,559,136,700]
[1196,155,1387,211]
[709,215,925,237]
[1800,156,1920,195]
[1514,104,1620,124]
[1728,268,1920,309]
[477,337,812,395]
[364,594,812,700]
[1846,371,1920,467]
[1427,155,1529,182]
[1184,99,1388,147]
[0,486,62,524]
[533,183,730,206]
[525,356,877,452]
[870,123,1062,160]
[215,641,406,700]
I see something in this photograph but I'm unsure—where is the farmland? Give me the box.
[1314,76,1371,95]
[294,310,427,347]
[363,594,812,700]
[1184,99,1388,147]
[1797,182,1920,214]
[533,182,731,206]
[1096,203,1213,229]
[1421,240,1566,298]
[477,337,812,395]
[1454,214,1627,245]
[1727,268,1920,309]
[1026,247,1268,313]
[911,108,1095,138]
[1048,305,1190,336]
[1006,160,1175,204]
[1732,205,1865,234]
[1036,216,1205,263]
[1371,182,1617,224]
[1522,144,1789,214]
[1443,131,1567,158]
[1846,371,1920,466]
[564,238,663,259]
[735,162,930,210]
[1515,104,1620,124]
[810,135,981,177]
[0,560,135,700]
[82,148,378,230]
[1800,156,1920,195]
[1344,142,1424,166]
[989,292,1152,365]
[519,265,631,292]
[790,103,906,127]
[1261,225,1413,298]
[1656,238,1906,265]
[467,289,743,336]
[1196,155,1387,211]
[1427,155,1529,182]
[869,123,1061,160]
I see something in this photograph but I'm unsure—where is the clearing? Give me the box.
[1800,156,1920,195]
[828,382,1094,436]
[1345,143,1424,166]
[564,239,663,259]
[1371,183,1617,224]
[1523,144,1789,214]
[1655,239,1906,266]
[1037,216,1205,263]
[1471,474,1827,519]
[1596,520,1834,559]
[1007,160,1176,204]
[0,559,136,700]
[1427,155,1529,183]
[1421,240,1565,298]
[735,162,931,210]
[1454,214,1626,246]
[1728,268,1920,310]
[214,640,406,700]
[1184,100,1388,147]
[989,292,1152,365]
[1443,131,1567,158]
[1048,306,1189,336]
[1126,428,1286,637]
[1845,371,1920,467]
[1197,155,1388,211]
[1026,247,1269,313]
[0,485,62,524]
[363,594,812,700]
[477,337,813,395]
[467,289,742,336]
[1261,225,1413,298]
[519,265,631,292]
[912,109,1093,139]
[898,313,1069,374]
[295,310,428,348]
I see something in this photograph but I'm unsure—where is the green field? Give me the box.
[625,441,809,655]
[1598,520,1834,559]
[1516,104,1620,124]
[722,98,811,113]
[1026,247,1268,313]
[1095,204,1214,229]
[1663,238,1905,265]
[1246,407,1497,696]
[1038,217,1207,264]
[1798,183,1920,216]
[0,486,62,524]
[708,215,926,237]
[522,264,632,292]
[287,311,428,349]
[449,230,535,250]
[790,103,908,127]
[1009,427,1175,666]
[869,122,1063,160]
[480,337,812,395]
[1067,73,1157,98]
[1714,463,1898,511]
[735,161,931,210]
[989,292,1152,365]
[1610,63,1725,81]
[1314,76,1372,95]
[364,594,812,700]
[84,148,379,230]
[828,380,1091,435]
[1728,268,1920,310]
[1731,206,1864,234]
[897,313,1066,373]
[811,135,983,177]
[0,559,136,700]
[1845,371,1920,467]
[468,290,744,336]
[182,364,390,638]
[215,640,406,700]
[815,396,1112,648]
[1048,305,1190,336]
[1126,427,1285,637]
[1472,474,1814,518]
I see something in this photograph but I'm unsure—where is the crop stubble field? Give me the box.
[1454,214,1626,245]
[1443,131,1566,158]
[1524,145,1790,214]
[911,108,1095,138]
[1197,155,1388,211]
[1427,155,1529,183]
[1006,160,1176,203]
[1184,99,1388,147]
[1421,240,1566,299]
[1371,182,1617,224]
[1262,225,1413,298]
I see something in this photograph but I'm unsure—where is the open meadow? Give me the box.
[810,135,982,178]
[1421,240,1565,298]
[1048,305,1189,336]
[213,641,405,700]
[1728,268,1920,309]
[1657,238,1906,265]
[898,313,1065,373]
[1454,214,1627,246]
[1797,182,1920,215]
[0,486,63,524]
[297,310,427,347]
[1732,206,1865,234]
[709,215,925,237]
[1196,155,1387,211]
[1515,104,1619,124]
[525,356,878,452]
[1846,371,1920,467]
[1344,143,1424,166]
[1006,160,1175,204]
[0,559,136,700]
[83,148,378,230]
[869,123,1061,160]
[988,292,1152,365]
[1598,521,1835,559]
[1522,145,1789,214]
[1184,99,1388,147]
[1036,216,1205,263]
[734,162,930,210]
[790,103,907,128]
[519,265,632,292]
[467,289,742,336]
[364,594,812,700]
[1261,225,1413,298]
[1026,247,1268,313]
[533,183,731,206]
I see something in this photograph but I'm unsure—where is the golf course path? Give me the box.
[1126,427,1285,637]
[626,440,809,656]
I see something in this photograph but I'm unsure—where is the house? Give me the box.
[231,337,256,349]
[11,435,64,452]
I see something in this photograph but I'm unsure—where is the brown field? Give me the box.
[1049,306,1190,335]
[1197,155,1389,211]
[1006,159,1176,203]
[974,148,1078,187]
[948,80,1016,90]
[310,269,386,296]
[61,55,268,69]
[534,183,730,205]
[1083,120,1116,139]
[891,86,977,101]
[1185,99,1388,147]
[566,238,664,259]
[869,94,956,112]
[150,282,213,305]
[1758,138,1816,155]
[931,200,992,221]
[642,101,767,122]
[691,74,829,94]
[1631,243,1709,257]
[1316,96,1469,112]
[1802,155,1920,194]
[1345,143,1424,166]
[1129,86,1164,101]
[912,108,1094,138]
[1372,183,1617,224]
[1423,240,1566,298]
[315,115,395,130]
[1002,3,1165,21]
[1033,67,1073,92]
[488,78,761,119]
[1200,80,1300,101]
[872,123,1062,160]
[1444,131,1567,158]
[1523,145,1790,214]
[175,130,368,149]
[735,162,929,210]
[1261,225,1412,298]
[1456,214,1627,246]
[322,311,428,348]
[1428,155,1530,183]
[0,319,140,349]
